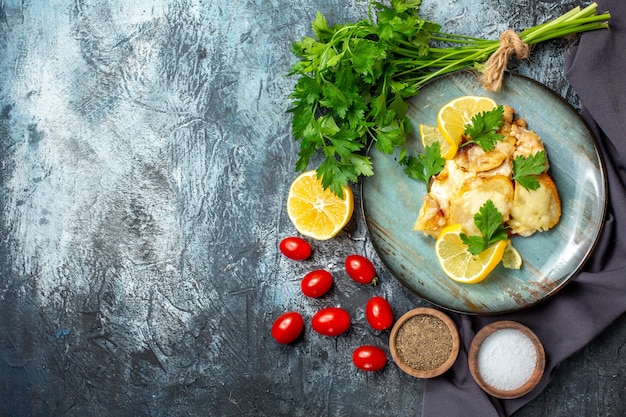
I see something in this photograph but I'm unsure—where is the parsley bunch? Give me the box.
[288,0,610,197]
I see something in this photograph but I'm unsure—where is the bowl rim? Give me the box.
[389,307,460,378]
[468,320,546,399]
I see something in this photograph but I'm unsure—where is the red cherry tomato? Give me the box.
[345,254,378,285]
[279,237,311,261]
[271,311,304,344]
[365,296,394,331]
[301,269,333,298]
[352,345,387,371]
[311,307,350,336]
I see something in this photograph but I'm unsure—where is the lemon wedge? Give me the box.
[502,240,523,270]
[419,123,457,160]
[435,224,507,284]
[437,96,498,150]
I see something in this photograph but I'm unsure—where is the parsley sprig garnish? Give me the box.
[462,106,505,151]
[288,1,610,196]
[512,151,547,190]
[400,144,445,191]
[460,200,508,255]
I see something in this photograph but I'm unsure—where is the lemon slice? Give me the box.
[502,240,523,270]
[437,96,498,149]
[287,170,354,240]
[435,224,507,284]
[419,123,457,160]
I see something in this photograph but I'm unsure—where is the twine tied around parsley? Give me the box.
[481,30,531,92]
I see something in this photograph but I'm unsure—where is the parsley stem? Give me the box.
[386,3,609,89]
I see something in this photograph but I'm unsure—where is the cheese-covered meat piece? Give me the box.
[449,175,514,236]
[509,173,561,236]
[413,160,473,237]
[455,135,516,175]
[414,105,561,238]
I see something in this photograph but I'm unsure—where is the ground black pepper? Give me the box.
[395,314,453,371]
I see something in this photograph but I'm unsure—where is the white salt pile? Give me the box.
[477,328,537,391]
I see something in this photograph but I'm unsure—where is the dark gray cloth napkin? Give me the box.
[422,0,626,415]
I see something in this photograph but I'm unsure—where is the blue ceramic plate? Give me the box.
[362,72,606,315]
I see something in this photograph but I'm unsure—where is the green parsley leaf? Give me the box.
[460,200,508,255]
[317,157,357,199]
[320,82,351,118]
[375,110,409,154]
[401,143,444,191]
[311,12,333,43]
[512,151,547,190]
[391,0,422,14]
[350,153,374,177]
[350,38,387,79]
[463,105,505,151]
[389,93,408,119]
[327,126,363,158]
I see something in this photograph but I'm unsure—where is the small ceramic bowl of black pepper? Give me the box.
[468,321,545,399]
[389,307,460,378]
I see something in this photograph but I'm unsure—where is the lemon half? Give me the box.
[287,170,354,240]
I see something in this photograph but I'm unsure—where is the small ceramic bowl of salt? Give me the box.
[468,321,545,399]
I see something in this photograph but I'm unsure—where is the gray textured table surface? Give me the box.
[1,1,624,416]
